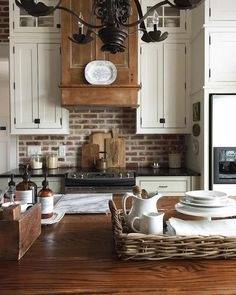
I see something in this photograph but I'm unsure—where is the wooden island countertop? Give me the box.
[0,198,236,295]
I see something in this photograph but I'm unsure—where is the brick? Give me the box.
[18,108,186,168]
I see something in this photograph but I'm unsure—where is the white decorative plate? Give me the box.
[175,203,236,218]
[85,60,117,85]
[180,198,236,208]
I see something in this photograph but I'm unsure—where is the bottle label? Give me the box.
[15,190,33,203]
[39,197,54,215]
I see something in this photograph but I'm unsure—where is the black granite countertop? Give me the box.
[135,167,200,177]
[0,167,200,178]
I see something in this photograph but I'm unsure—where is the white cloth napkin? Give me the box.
[168,218,236,237]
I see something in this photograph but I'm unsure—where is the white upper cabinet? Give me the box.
[209,32,236,85]
[38,44,62,129]
[209,0,236,22]
[11,42,69,135]
[141,0,188,34]
[137,41,189,134]
[139,44,164,129]
[14,43,38,129]
[11,0,60,35]
[164,43,186,129]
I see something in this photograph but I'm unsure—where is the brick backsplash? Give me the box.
[0,1,9,42]
[19,108,186,168]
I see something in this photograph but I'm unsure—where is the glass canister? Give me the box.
[46,153,58,169]
[30,155,43,170]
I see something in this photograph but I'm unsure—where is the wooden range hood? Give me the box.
[60,0,140,108]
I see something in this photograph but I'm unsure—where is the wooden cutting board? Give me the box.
[90,132,111,157]
[105,129,126,168]
[81,143,99,168]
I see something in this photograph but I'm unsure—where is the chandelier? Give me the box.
[15,0,201,54]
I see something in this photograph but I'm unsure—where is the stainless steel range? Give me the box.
[65,170,135,194]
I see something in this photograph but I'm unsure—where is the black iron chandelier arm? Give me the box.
[121,0,173,27]
[57,6,103,29]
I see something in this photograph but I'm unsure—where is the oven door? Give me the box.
[214,147,236,184]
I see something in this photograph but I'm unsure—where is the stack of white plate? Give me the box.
[175,190,236,218]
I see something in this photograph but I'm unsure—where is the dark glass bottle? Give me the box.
[38,175,54,219]
[4,174,16,203]
[16,167,37,204]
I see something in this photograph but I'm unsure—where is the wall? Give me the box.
[19,107,186,168]
[0,1,9,42]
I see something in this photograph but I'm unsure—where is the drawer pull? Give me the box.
[158,185,168,189]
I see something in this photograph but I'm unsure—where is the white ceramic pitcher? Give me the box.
[122,193,163,228]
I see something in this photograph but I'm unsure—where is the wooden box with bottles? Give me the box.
[0,204,41,260]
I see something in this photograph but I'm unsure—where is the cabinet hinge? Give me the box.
[209,35,211,45]
[13,46,15,54]
[185,117,187,125]
[13,82,15,90]
[13,22,15,30]
[14,118,16,125]
[209,69,211,78]
[12,3,14,10]
[209,7,211,17]
[60,46,61,54]
[185,82,187,90]
[185,46,187,54]
[140,117,142,126]
[60,118,62,125]
[185,21,187,30]
[140,82,142,88]
[140,47,142,55]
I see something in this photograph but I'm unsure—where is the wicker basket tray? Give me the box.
[109,200,236,260]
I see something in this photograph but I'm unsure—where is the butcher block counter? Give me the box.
[0,197,236,295]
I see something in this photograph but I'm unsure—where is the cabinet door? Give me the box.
[13,0,60,33]
[140,43,164,128]
[209,33,236,83]
[14,43,38,129]
[38,44,62,129]
[164,43,186,128]
[209,0,236,21]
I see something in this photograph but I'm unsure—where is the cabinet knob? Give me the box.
[34,119,40,124]
[159,118,165,124]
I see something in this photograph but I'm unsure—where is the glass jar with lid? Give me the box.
[46,153,58,169]
[30,155,43,170]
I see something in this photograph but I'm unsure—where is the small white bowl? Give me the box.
[2,201,28,213]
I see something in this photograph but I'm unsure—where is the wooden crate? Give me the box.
[0,204,41,260]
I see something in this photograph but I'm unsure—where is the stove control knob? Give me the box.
[79,174,84,179]
[126,173,130,178]
[119,173,123,179]
[71,173,77,179]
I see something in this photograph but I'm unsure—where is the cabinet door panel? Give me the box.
[140,44,164,128]
[38,44,62,129]
[209,0,236,21]
[209,33,236,83]
[164,43,186,128]
[14,43,38,129]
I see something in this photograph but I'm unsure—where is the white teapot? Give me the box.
[122,192,163,229]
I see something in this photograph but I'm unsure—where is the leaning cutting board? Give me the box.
[90,132,111,157]
[105,129,126,168]
[81,143,99,168]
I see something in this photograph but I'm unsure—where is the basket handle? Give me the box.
[131,217,141,233]
[122,193,133,216]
